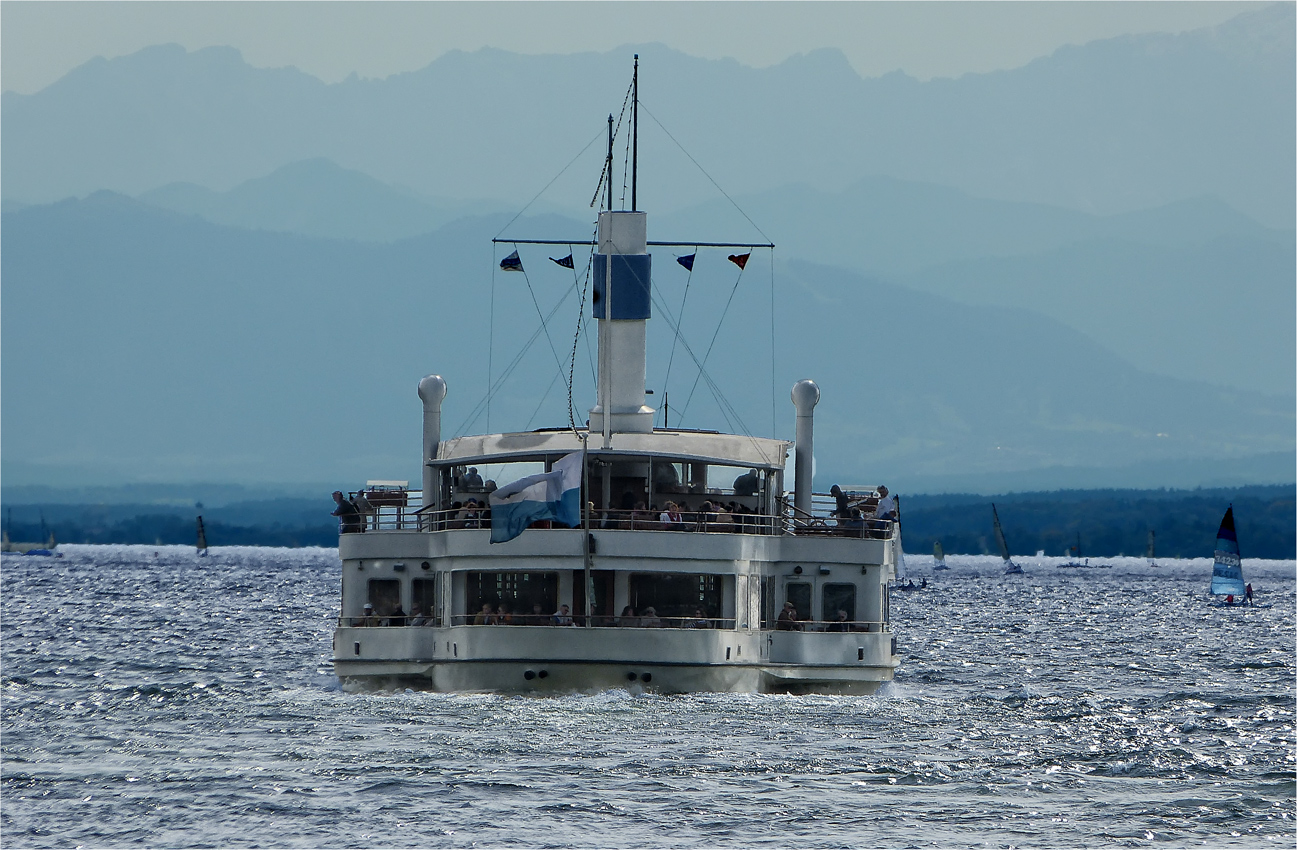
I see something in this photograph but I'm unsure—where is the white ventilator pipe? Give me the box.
[791,379,820,517]
[418,375,447,508]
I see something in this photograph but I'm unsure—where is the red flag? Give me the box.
[727,252,750,270]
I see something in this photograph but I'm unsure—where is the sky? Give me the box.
[0,1,1263,95]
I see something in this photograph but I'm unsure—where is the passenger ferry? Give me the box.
[331,59,902,694]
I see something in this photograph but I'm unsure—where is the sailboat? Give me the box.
[195,516,208,557]
[1061,531,1111,568]
[1210,506,1246,604]
[1,508,59,555]
[933,540,949,570]
[1146,530,1157,567]
[992,503,1023,575]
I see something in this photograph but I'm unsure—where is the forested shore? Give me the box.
[3,485,1293,559]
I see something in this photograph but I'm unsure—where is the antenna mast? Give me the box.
[632,54,639,211]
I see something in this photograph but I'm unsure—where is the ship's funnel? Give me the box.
[418,375,447,506]
[791,379,819,516]
[589,210,655,442]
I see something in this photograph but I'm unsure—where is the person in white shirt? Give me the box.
[874,485,897,521]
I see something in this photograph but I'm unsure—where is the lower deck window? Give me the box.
[822,582,857,622]
[467,571,558,623]
[629,573,722,626]
[368,579,400,617]
[412,578,439,625]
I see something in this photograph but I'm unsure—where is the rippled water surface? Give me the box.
[3,546,1293,847]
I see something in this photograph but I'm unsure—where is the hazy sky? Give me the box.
[1,1,1262,95]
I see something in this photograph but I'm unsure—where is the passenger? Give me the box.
[332,491,362,534]
[457,499,482,529]
[387,603,407,627]
[359,602,378,627]
[484,479,497,496]
[874,485,897,521]
[616,605,639,627]
[552,604,574,626]
[639,606,661,628]
[631,501,655,530]
[844,507,866,536]
[828,609,850,632]
[408,604,427,627]
[830,484,851,519]
[463,467,484,489]
[473,603,495,625]
[776,602,800,631]
[733,468,760,496]
[689,608,711,629]
[497,603,514,625]
[713,503,735,533]
[659,501,684,528]
[352,490,376,531]
[697,500,716,531]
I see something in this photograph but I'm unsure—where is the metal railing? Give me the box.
[337,490,895,539]
[336,615,889,631]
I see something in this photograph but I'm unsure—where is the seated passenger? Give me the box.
[552,604,574,626]
[473,603,495,625]
[527,603,546,625]
[639,606,661,628]
[827,609,851,632]
[733,468,760,496]
[616,605,639,627]
[408,604,428,627]
[386,603,407,627]
[497,603,514,625]
[357,602,377,626]
[713,504,735,533]
[873,486,897,521]
[688,608,711,629]
[462,467,484,489]
[776,602,801,631]
[659,502,684,528]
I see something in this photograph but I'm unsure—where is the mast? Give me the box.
[632,54,638,212]
[606,115,614,212]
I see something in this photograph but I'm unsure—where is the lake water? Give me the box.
[2,546,1293,847]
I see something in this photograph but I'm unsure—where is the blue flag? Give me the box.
[551,254,575,269]
[677,253,695,271]
[500,250,523,272]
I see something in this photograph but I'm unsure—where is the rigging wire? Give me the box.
[566,225,599,435]
[638,102,775,246]
[659,246,699,427]
[454,278,584,437]
[508,243,575,386]
[589,77,635,210]
[676,254,753,425]
[495,128,604,241]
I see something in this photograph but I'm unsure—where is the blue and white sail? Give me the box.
[1210,506,1245,596]
[488,451,583,544]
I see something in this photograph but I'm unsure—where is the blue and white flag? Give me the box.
[488,451,583,543]
[677,253,695,271]
[500,250,524,272]
[1210,506,1245,596]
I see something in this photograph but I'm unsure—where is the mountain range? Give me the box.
[2,194,1292,491]
[1,6,1293,493]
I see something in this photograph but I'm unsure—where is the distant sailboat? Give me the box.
[933,540,949,570]
[992,503,1023,575]
[2,508,59,555]
[1210,506,1245,602]
[1146,530,1157,568]
[196,516,208,557]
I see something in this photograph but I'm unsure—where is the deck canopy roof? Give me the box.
[433,428,790,470]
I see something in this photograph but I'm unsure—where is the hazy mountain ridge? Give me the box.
[3,4,1291,225]
[125,158,1294,396]
[3,197,1291,490]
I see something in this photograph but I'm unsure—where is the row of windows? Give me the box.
[362,572,862,626]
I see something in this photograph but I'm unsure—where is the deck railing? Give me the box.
[339,490,894,539]
[336,615,889,632]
